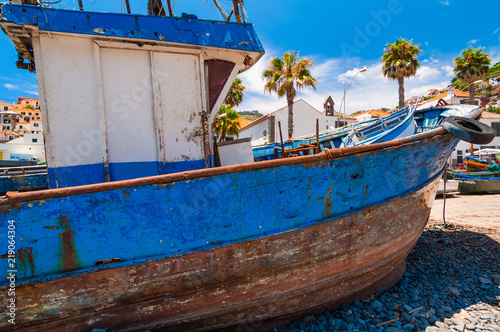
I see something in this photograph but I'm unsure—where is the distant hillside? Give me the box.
[238,110,262,121]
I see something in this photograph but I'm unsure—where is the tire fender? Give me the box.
[441,116,496,144]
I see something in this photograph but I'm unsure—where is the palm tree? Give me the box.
[263,51,317,139]
[225,78,246,108]
[382,38,422,109]
[453,47,491,105]
[214,104,241,142]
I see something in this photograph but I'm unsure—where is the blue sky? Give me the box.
[1,0,499,114]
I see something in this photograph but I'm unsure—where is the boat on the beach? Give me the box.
[0,165,48,195]
[463,149,500,172]
[252,107,413,161]
[0,2,496,331]
[447,169,500,195]
[340,104,416,147]
[458,177,500,195]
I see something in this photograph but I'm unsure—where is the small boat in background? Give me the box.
[463,149,500,172]
[340,104,416,147]
[447,169,500,194]
[458,176,500,195]
[0,165,48,195]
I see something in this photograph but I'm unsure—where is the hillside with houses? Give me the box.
[0,97,44,162]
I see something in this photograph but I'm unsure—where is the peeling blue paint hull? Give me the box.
[0,128,462,331]
[0,3,483,330]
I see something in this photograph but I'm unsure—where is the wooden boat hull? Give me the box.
[458,178,500,195]
[4,180,436,331]
[1,130,456,331]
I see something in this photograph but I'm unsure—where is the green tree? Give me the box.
[486,61,500,80]
[214,104,241,142]
[263,51,317,139]
[382,38,422,109]
[453,47,491,105]
[225,78,246,108]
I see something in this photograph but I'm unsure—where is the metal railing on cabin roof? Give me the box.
[16,0,247,23]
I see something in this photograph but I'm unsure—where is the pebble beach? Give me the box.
[276,194,500,332]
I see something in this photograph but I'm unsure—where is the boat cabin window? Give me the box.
[205,60,235,111]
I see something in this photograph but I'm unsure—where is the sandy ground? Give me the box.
[429,193,500,241]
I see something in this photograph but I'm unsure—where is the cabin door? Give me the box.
[151,52,205,173]
[99,48,159,181]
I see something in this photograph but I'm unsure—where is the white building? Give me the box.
[0,133,45,161]
[450,111,500,165]
[352,109,390,122]
[238,97,356,146]
[416,88,480,110]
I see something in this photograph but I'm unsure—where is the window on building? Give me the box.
[457,150,463,164]
[32,138,38,143]
[21,112,25,115]
[3,106,7,111]
[492,122,500,136]
[34,123,39,127]
[460,99,479,105]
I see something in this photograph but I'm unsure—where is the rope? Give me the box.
[213,0,229,20]
[442,172,447,226]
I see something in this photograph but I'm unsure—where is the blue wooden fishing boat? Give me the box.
[340,104,416,147]
[253,105,415,161]
[447,169,500,194]
[0,2,496,331]
[0,165,48,195]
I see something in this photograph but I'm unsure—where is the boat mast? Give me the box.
[232,0,242,23]
[165,0,173,16]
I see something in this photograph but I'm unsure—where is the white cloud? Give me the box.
[441,65,454,77]
[468,39,479,45]
[4,83,17,90]
[440,0,450,5]
[23,90,39,96]
[408,81,450,96]
[494,28,499,35]
[337,68,361,84]
[416,66,441,81]
[422,57,439,64]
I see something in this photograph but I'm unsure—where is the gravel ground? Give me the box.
[276,202,500,332]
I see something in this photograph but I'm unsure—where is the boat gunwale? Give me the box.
[4,108,482,203]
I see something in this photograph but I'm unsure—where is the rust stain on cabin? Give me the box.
[57,216,78,271]
[123,190,131,198]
